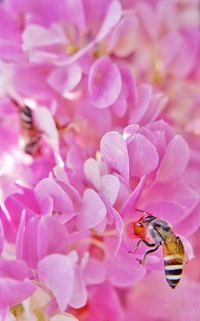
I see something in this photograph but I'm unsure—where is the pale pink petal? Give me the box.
[37,254,74,312]
[156,135,190,183]
[50,314,79,321]
[47,64,82,95]
[76,189,107,229]
[33,107,59,153]
[37,216,69,260]
[130,84,153,123]
[105,208,124,258]
[111,93,127,118]
[22,24,67,51]
[101,131,129,183]
[35,178,74,214]
[69,268,87,309]
[128,133,159,177]
[95,0,122,42]
[109,15,138,57]
[100,174,120,206]
[84,158,101,190]
[22,217,39,268]
[88,56,122,108]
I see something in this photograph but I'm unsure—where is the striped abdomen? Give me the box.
[164,255,183,289]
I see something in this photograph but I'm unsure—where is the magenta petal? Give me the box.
[120,175,146,218]
[37,216,69,260]
[76,189,107,229]
[156,135,190,183]
[0,279,36,309]
[0,259,27,280]
[101,131,129,183]
[69,268,87,309]
[37,254,74,312]
[0,219,4,254]
[106,247,146,287]
[88,56,122,108]
[128,133,159,177]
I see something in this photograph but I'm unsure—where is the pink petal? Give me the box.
[95,0,122,42]
[101,131,129,183]
[142,201,184,225]
[37,254,74,312]
[37,216,69,260]
[100,174,120,206]
[83,258,106,285]
[156,135,190,183]
[76,189,107,229]
[0,279,36,309]
[128,133,159,177]
[88,56,122,108]
[22,217,39,268]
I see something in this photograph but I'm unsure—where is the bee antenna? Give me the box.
[135,208,152,216]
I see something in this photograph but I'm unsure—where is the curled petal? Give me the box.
[37,254,74,312]
[156,135,190,183]
[128,133,159,177]
[101,131,129,183]
[100,174,120,206]
[76,189,107,229]
[89,56,122,108]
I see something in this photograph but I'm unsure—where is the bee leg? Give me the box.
[128,239,156,254]
[138,244,160,266]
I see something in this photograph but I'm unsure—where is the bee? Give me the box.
[131,209,185,289]
[12,99,41,156]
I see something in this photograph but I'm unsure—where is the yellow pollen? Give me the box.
[66,44,79,55]
[95,151,102,161]
[10,304,24,320]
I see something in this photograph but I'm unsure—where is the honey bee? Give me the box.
[131,209,185,289]
[12,99,41,156]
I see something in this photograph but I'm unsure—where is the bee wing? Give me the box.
[162,234,185,264]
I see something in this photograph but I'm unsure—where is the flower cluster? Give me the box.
[0,0,199,320]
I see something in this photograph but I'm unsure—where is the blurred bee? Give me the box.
[131,209,185,289]
[12,99,41,156]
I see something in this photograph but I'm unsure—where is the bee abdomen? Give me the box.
[164,256,183,289]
